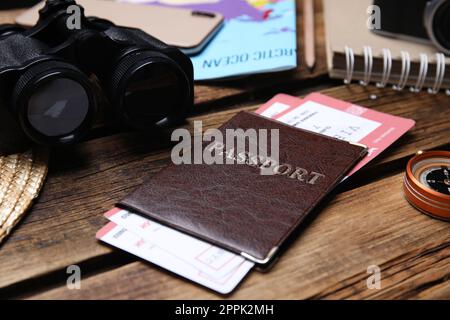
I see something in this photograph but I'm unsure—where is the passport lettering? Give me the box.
[208,141,325,185]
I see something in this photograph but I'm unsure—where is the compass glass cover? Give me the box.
[412,157,450,195]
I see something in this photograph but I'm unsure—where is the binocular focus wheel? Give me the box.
[11,60,96,145]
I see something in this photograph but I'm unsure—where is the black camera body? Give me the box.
[0,0,193,145]
[373,0,450,55]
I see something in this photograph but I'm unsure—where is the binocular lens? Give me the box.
[27,78,90,137]
[123,63,182,124]
[111,51,190,129]
[12,60,95,145]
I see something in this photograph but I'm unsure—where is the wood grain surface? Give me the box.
[0,1,449,299]
[1,84,449,299]
[26,172,450,300]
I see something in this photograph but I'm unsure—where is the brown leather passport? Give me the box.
[119,111,367,266]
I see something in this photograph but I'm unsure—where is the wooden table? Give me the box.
[1,1,449,300]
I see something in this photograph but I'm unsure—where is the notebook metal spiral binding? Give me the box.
[344,46,354,85]
[343,46,449,95]
[410,53,428,93]
[360,46,373,86]
[376,48,392,88]
[393,51,411,91]
[429,53,446,94]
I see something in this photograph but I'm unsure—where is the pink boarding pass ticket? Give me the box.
[256,93,415,177]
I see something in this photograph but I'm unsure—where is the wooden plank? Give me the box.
[26,172,450,299]
[0,84,449,294]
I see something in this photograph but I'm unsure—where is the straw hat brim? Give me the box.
[0,148,49,245]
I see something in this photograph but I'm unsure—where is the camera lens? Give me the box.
[426,0,450,55]
[12,60,96,145]
[110,51,190,129]
[432,1,450,51]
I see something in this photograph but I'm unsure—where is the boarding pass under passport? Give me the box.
[97,208,254,294]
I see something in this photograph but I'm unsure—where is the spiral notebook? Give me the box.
[323,0,449,93]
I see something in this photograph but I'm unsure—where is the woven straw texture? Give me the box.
[0,148,49,245]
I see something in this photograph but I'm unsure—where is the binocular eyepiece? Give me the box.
[0,0,193,146]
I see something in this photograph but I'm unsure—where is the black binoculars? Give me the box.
[0,0,194,146]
